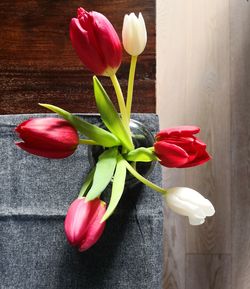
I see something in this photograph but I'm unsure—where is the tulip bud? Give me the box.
[15,118,79,159]
[154,126,211,168]
[122,12,147,56]
[70,8,122,76]
[64,197,106,251]
[166,187,215,225]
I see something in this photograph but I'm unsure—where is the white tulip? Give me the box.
[166,187,215,225]
[122,12,147,56]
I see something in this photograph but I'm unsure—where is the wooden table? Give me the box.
[0,0,156,115]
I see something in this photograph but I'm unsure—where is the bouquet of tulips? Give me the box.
[15,8,215,252]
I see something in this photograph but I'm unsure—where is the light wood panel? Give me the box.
[157,1,188,287]
[156,0,246,288]
[231,1,250,289]
[186,255,231,289]
[184,0,231,255]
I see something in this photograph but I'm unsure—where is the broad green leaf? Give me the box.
[39,103,121,147]
[86,147,118,201]
[93,76,134,151]
[125,147,158,162]
[78,167,95,198]
[101,156,127,222]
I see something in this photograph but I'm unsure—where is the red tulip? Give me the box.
[64,197,106,252]
[70,7,122,76]
[15,118,79,159]
[154,126,211,168]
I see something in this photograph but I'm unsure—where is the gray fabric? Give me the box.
[0,113,163,289]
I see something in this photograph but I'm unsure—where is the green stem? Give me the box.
[79,139,99,145]
[78,168,95,198]
[123,159,167,195]
[110,74,130,129]
[126,55,137,119]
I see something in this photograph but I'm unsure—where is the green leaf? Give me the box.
[101,156,127,222]
[93,76,134,151]
[86,147,118,201]
[39,103,121,148]
[78,167,95,198]
[125,147,158,162]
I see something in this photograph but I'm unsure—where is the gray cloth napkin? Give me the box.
[0,113,163,289]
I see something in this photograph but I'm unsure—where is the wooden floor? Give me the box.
[157,1,250,288]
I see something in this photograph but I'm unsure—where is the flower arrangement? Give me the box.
[15,8,215,252]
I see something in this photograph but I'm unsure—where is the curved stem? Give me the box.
[79,139,99,145]
[123,159,167,195]
[78,168,95,198]
[110,74,130,129]
[126,55,137,119]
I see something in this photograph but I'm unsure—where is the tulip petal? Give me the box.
[154,141,189,167]
[166,187,215,226]
[70,8,122,76]
[16,118,78,150]
[91,11,122,71]
[79,201,106,251]
[138,13,147,52]
[70,18,106,75]
[188,216,205,226]
[179,150,211,168]
[156,126,200,140]
[64,198,100,246]
[16,141,75,159]
[122,12,147,56]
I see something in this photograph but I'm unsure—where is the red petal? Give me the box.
[16,142,74,159]
[16,118,78,151]
[70,18,106,75]
[194,137,207,148]
[79,201,106,251]
[165,136,194,146]
[179,150,211,168]
[154,141,189,168]
[91,11,122,70]
[156,126,200,140]
[65,198,99,246]
[15,119,32,134]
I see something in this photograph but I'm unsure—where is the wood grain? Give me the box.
[186,255,231,289]
[162,169,186,289]
[157,1,188,287]
[157,0,235,288]
[184,0,231,255]
[0,0,156,114]
[231,1,250,289]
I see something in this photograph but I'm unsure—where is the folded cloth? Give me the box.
[0,113,163,289]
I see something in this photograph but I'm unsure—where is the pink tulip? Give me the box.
[70,7,122,76]
[64,197,106,251]
[15,118,79,159]
[154,126,211,168]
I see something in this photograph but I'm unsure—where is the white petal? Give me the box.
[201,199,215,216]
[122,12,147,56]
[188,216,205,226]
[166,187,215,225]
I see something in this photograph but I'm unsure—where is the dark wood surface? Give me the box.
[0,0,156,115]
